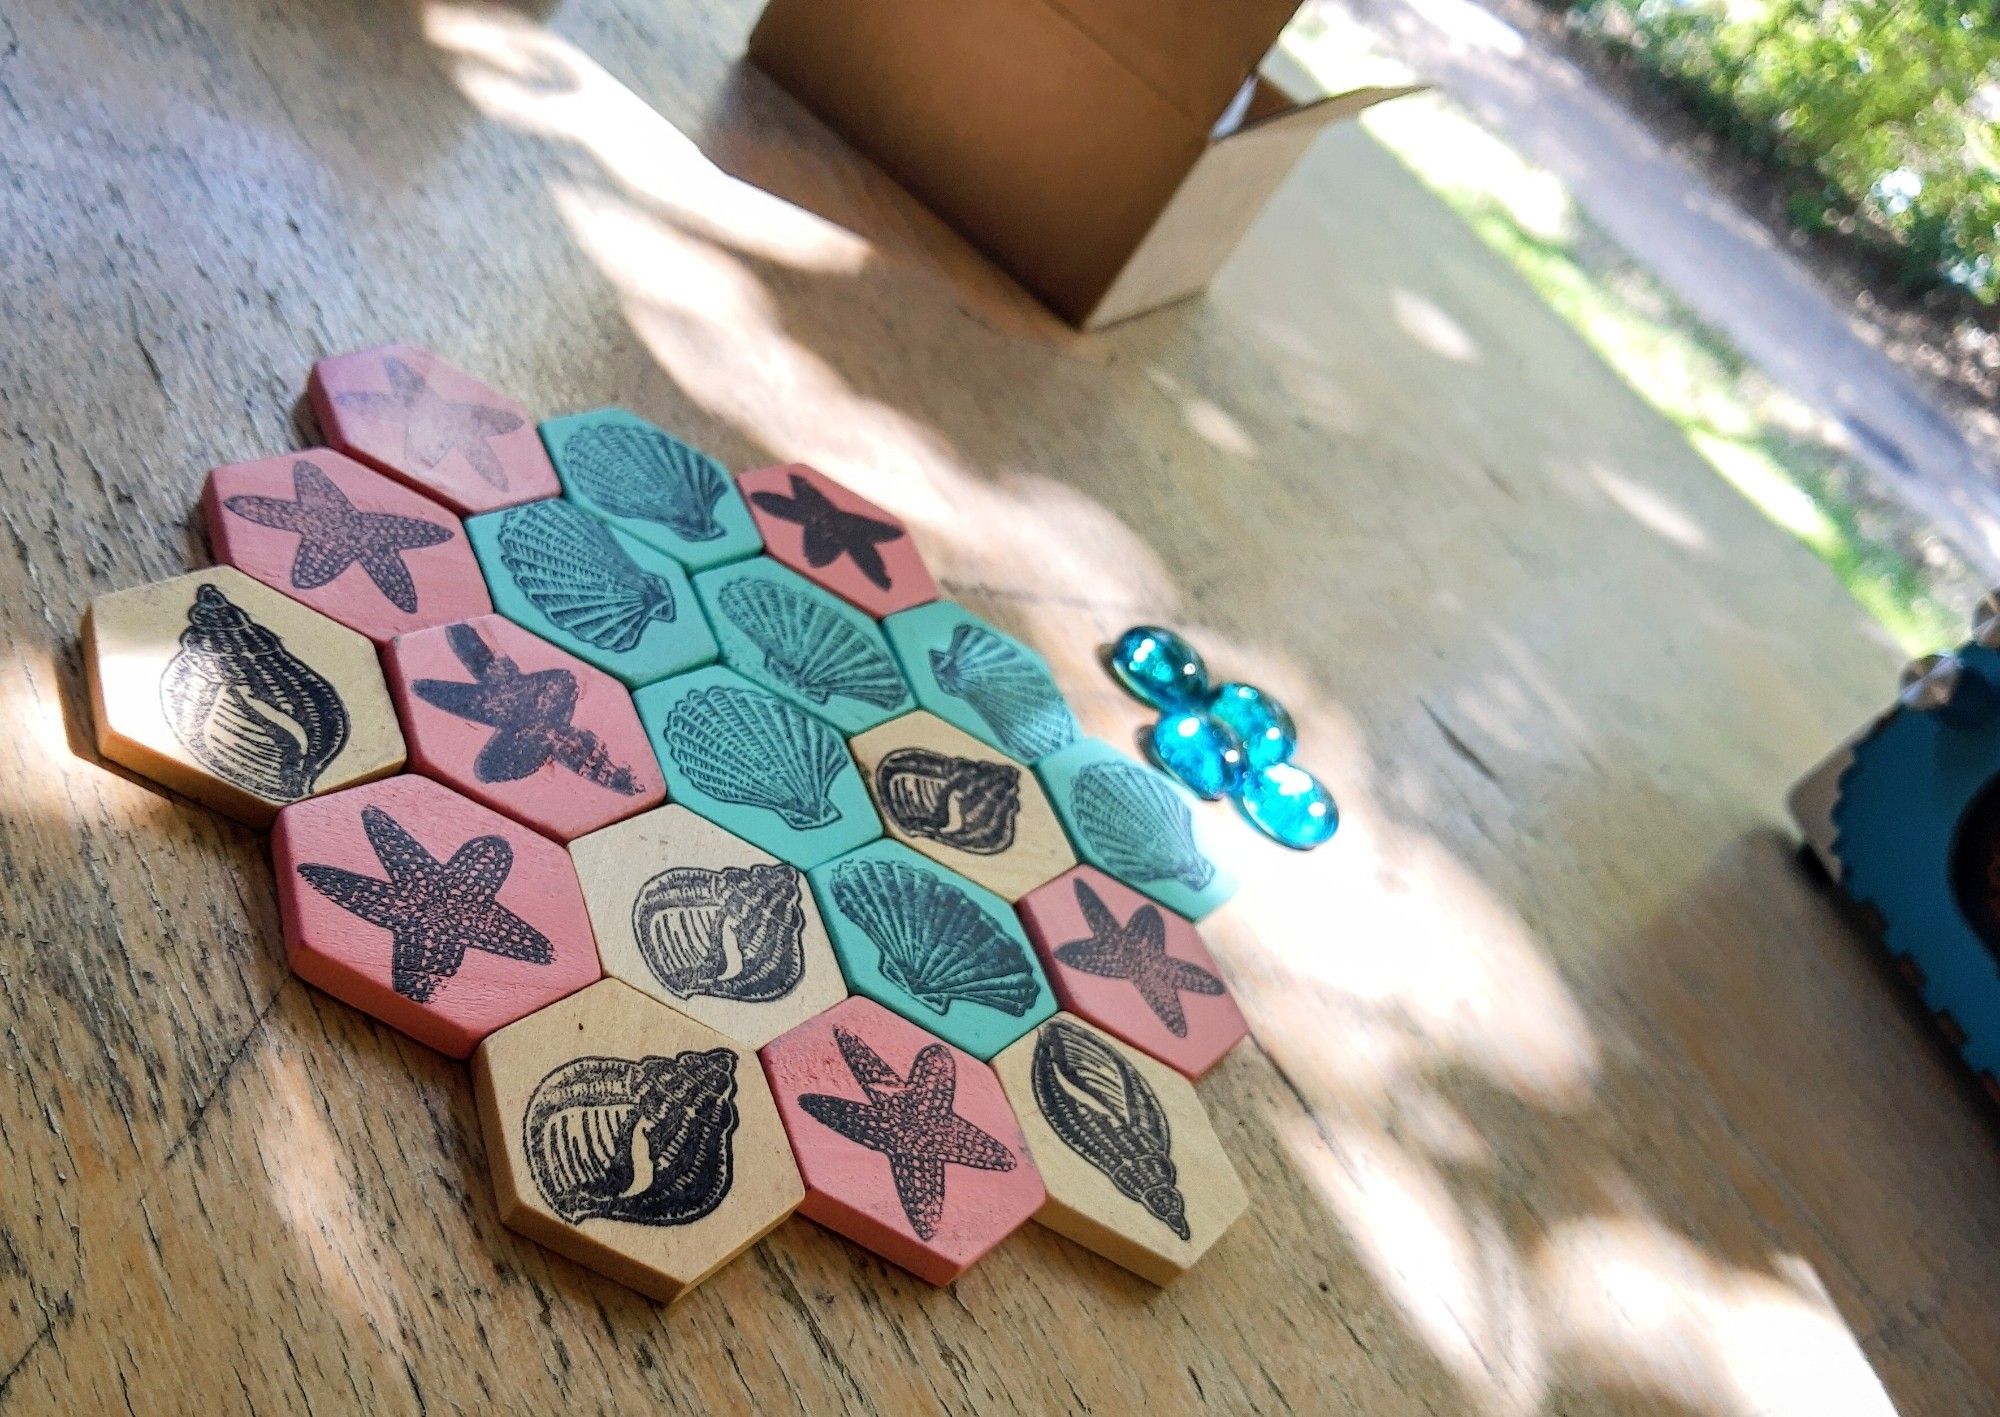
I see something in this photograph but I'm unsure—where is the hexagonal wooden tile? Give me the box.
[540,408,761,571]
[1036,738,1235,920]
[464,499,716,689]
[849,711,1074,901]
[384,614,664,842]
[760,996,1044,1285]
[473,978,803,1304]
[738,463,938,619]
[1016,866,1246,1079]
[203,449,491,645]
[273,774,601,1058]
[309,343,558,516]
[694,556,913,735]
[84,566,405,825]
[807,840,1055,1061]
[881,602,1080,765]
[632,665,881,869]
[570,804,848,1048]
[991,1013,1246,1285]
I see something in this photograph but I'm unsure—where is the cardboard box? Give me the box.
[747,0,1418,328]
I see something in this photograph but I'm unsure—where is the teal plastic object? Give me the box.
[1107,625,1207,710]
[881,601,1081,764]
[539,408,761,571]
[1207,681,1297,771]
[633,665,881,869]
[1834,644,2000,1076]
[464,500,717,689]
[1035,738,1236,920]
[1146,710,1246,800]
[1236,762,1339,849]
[807,839,1055,1060]
[694,556,913,735]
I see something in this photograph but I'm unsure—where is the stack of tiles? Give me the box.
[83,342,1254,1305]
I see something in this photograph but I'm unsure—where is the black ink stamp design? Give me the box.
[561,423,728,542]
[159,583,350,801]
[827,858,1040,1016]
[411,622,645,795]
[495,500,677,652]
[1071,761,1214,891]
[798,1027,1015,1240]
[631,862,807,1003]
[874,747,1022,855]
[1052,880,1223,1037]
[523,1050,740,1227]
[298,804,553,1002]
[1030,1018,1189,1240]
[225,459,453,613]
[713,574,906,708]
[334,355,523,490]
[659,684,848,829]
[748,472,905,590]
[926,622,1079,763]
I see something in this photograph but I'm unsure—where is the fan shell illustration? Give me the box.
[715,576,906,709]
[563,423,728,542]
[1030,1019,1189,1240]
[929,623,1078,762]
[828,858,1040,1016]
[875,747,1021,855]
[1072,762,1214,890]
[496,500,678,652]
[660,684,851,830]
[631,862,808,1003]
[159,583,351,801]
[523,1049,740,1227]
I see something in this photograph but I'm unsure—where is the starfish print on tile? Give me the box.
[749,474,905,591]
[798,1027,1016,1239]
[334,356,524,489]
[297,805,553,1002]
[224,460,453,613]
[1052,880,1224,1038]
[412,623,645,796]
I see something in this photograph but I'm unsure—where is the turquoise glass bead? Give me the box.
[1236,763,1338,849]
[1207,681,1296,769]
[1146,711,1245,800]
[1108,625,1208,709]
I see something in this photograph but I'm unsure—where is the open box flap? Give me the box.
[1035,0,1305,126]
[1219,81,1429,144]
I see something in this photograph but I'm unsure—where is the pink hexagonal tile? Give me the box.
[760,996,1044,1285]
[738,463,938,619]
[384,613,664,842]
[273,774,602,1057]
[203,449,491,645]
[309,343,558,516]
[1015,866,1247,1079]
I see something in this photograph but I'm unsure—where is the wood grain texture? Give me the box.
[3,0,1998,1411]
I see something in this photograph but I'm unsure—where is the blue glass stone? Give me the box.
[1108,625,1208,709]
[1146,711,1246,800]
[1207,681,1297,769]
[1236,763,1338,849]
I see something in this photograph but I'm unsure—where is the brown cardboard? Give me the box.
[747,0,1416,328]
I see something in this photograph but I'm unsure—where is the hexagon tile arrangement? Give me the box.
[384,613,665,842]
[541,407,762,571]
[882,601,1082,765]
[760,996,1045,1286]
[737,462,939,619]
[694,555,914,735]
[203,448,492,645]
[569,804,849,1049]
[272,774,602,1058]
[84,566,406,825]
[808,839,1056,1061]
[474,978,804,1304]
[310,343,559,516]
[1036,738,1237,920]
[464,498,716,688]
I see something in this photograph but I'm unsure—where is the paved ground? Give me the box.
[1326,0,2000,582]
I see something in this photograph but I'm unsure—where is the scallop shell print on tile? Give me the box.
[660,684,850,830]
[494,500,679,653]
[827,857,1041,1017]
[929,622,1078,763]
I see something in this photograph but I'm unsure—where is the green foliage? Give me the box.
[1570,0,2000,301]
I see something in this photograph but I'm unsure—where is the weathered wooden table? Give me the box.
[3,2,1996,1412]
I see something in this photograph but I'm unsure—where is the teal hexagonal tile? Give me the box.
[807,839,1055,1060]
[464,500,717,688]
[539,408,761,570]
[695,557,913,735]
[882,602,1080,764]
[633,665,880,868]
[1036,739,1236,920]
